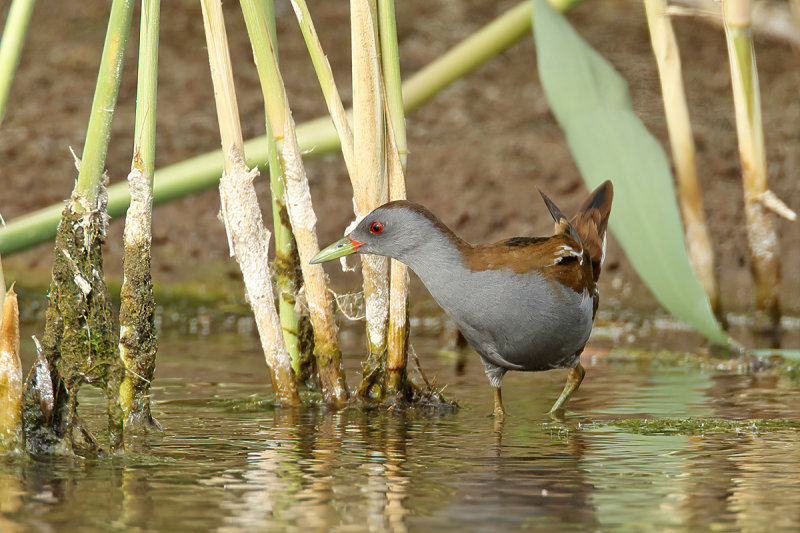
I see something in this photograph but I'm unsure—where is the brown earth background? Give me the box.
[1,0,798,325]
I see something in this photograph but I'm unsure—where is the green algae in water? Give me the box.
[581,417,800,436]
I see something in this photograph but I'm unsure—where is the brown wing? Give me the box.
[465,234,594,295]
[570,181,613,283]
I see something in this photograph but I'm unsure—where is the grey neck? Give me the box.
[397,229,469,301]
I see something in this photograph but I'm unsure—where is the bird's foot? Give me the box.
[548,407,567,422]
[548,363,586,414]
[491,387,505,420]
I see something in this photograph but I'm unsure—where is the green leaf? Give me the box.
[531,0,730,346]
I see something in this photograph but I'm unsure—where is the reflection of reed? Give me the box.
[0,463,25,533]
[366,413,410,533]
[220,409,422,532]
[290,410,340,530]
[680,434,739,528]
[584,431,691,528]
[706,372,790,419]
[686,372,800,529]
[729,436,800,530]
[680,430,800,529]
[120,468,155,529]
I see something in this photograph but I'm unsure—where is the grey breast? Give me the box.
[424,265,594,372]
[394,213,594,372]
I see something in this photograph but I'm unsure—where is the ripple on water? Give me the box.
[3,330,800,532]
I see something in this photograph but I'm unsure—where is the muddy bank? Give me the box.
[1,0,798,318]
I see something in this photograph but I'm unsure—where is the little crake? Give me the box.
[312,181,613,417]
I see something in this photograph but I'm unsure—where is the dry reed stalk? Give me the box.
[0,287,22,451]
[644,0,720,316]
[276,117,349,405]
[240,0,348,406]
[351,0,390,374]
[200,0,299,405]
[723,0,796,334]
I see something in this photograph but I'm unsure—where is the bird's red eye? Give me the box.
[369,221,384,235]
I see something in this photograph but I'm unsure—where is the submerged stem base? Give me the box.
[23,193,123,455]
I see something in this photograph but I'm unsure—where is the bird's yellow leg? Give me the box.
[493,387,505,419]
[549,362,586,413]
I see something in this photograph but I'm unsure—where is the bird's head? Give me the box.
[311,201,447,265]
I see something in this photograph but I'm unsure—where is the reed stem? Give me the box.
[289,0,355,173]
[378,0,407,170]
[378,0,410,395]
[1,0,585,255]
[352,0,390,393]
[643,0,720,318]
[118,0,161,429]
[723,0,782,334]
[201,0,300,405]
[240,0,348,406]
[258,0,306,379]
[0,287,22,451]
[0,0,35,126]
[73,0,135,210]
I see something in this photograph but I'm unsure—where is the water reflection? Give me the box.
[213,409,445,532]
[2,333,800,531]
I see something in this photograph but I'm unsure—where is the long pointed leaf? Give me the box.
[532,0,730,346]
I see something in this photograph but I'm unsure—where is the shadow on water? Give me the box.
[2,320,800,531]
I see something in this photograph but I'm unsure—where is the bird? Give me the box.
[312,181,613,417]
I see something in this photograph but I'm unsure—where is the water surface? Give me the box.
[2,324,800,532]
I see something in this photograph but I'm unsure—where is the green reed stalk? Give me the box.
[723,0,795,335]
[0,0,586,256]
[28,0,135,455]
[378,0,406,171]
[0,0,35,126]
[253,0,306,379]
[377,0,410,396]
[240,0,348,406]
[201,0,300,406]
[73,0,135,210]
[289,0,355,172]
[643,0,720,318]
[118,0,160,430]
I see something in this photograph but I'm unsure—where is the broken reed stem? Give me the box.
[2,0,576,256]
[0,287,22,452]
[239,0,348,406]
[74,0,135,210]
[723,0,781,330]
[22,0,134,455]
[352,0,391,384]
[378,0,410,395]
[257,1,306,379]
[200,0,300,406]
[118,0,160,430]
[290,0,355,174]
[643,0,720,317]
[0,0,35,126]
